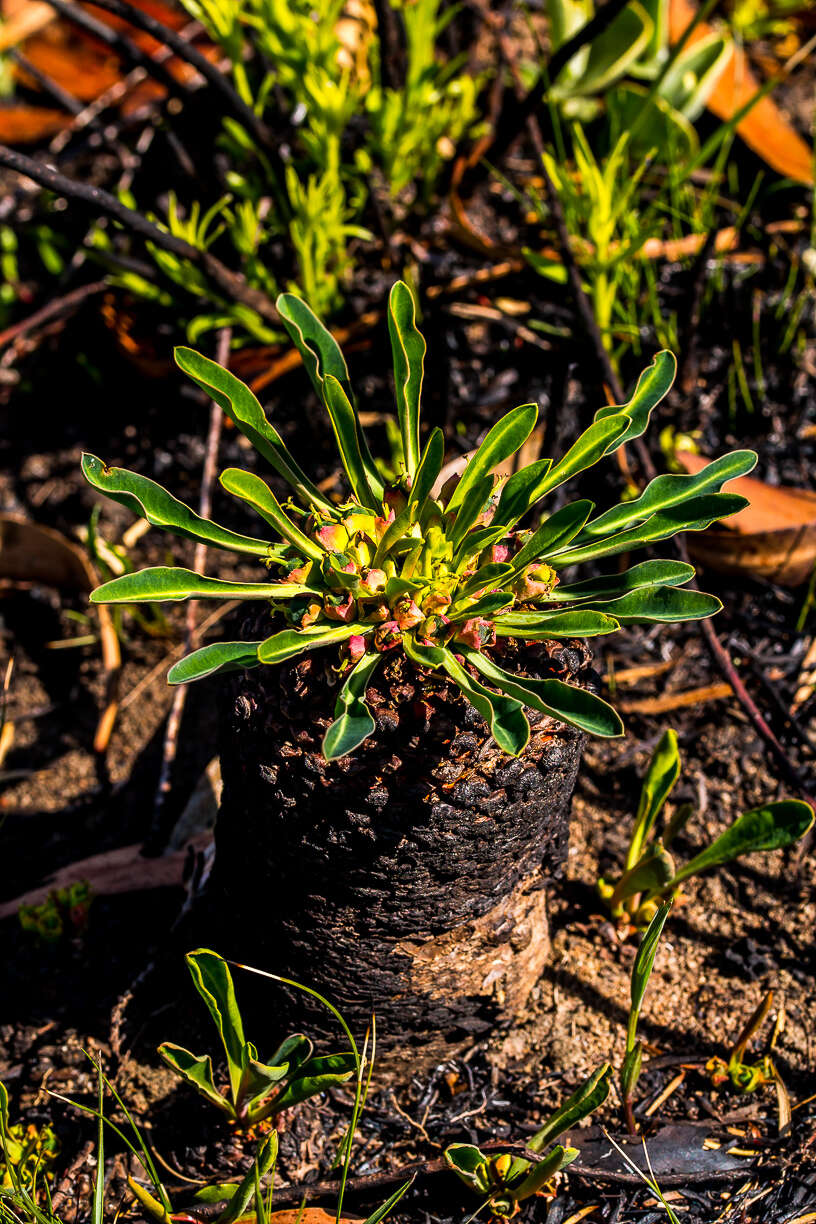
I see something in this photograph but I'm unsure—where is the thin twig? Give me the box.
[0,145,278,321]
[0,280,107,353]
[148,326,231,851]
[8,48,84,115]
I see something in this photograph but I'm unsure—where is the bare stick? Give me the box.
[148,326,231,850]
[0,280,107,353]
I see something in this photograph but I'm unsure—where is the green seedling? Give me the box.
[85,282,754,761]
[706,988,780,1094]
[18,881,93,945]
[445,1064,611,1216]
[621,900,672,1135]
[158,949,355,1125]
[0,1083,59,1200]
[598,729,814,926]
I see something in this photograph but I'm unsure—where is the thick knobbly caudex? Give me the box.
[211,626,595,1068]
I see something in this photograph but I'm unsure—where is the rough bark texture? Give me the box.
[209,622,597,1076]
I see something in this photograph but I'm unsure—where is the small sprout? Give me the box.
[444,1065,610,1217]
[598,729,814,927]
[158,949,354,1125]
[621,901,672,1136]
[18,881,93,945]
[0,1081,60,1199]
[706,989,781,1095]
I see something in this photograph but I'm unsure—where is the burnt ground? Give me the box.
[1,180,816,1222]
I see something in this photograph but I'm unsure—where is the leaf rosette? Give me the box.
[84,281,755,760]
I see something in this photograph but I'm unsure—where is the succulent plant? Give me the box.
[84,281,755,760]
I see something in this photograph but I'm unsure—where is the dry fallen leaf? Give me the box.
[669,0,813,184]
[677,450,816,586]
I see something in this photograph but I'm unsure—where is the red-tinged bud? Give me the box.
[360,599,390,623]
[417,613,451,645]
[454,618,496,650]
[487,542,510,564]
[359,567,387,596]
[373,508,396,541]
[422,588,452,615]
[300,601,322,628]
[284,560,313,585]
[513,563,559,601]
[393,595,424,630]
[347,634,367,664]
[476,500,496,528]
[316,523,349,552]
[323,591,355,622]
[384,483,408,514]
[374,621,401,651]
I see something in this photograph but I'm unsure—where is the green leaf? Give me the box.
[90,567,311,604]
[526,413,632,506]
[453,524,508,567]
[185,949,246,1102]
[257,623,363,664]
[660,29,731,120]
[493,458,553,528]
[168,641,262,685]
[323,653,381,761]
[277,293,384,499]
[566,1,652,95]
[627,900,672,1054]
[276,292,352,401]
[509,500,594,572]
[672,800,815,885]
[576,450,757,540]
[81,454,270,557]
[583,586,722,623]
[360,1179,415,1224]
[440,649,531,756]
[629,730,681,867]
[593,350,676,452]
[494,610,621,639]
[553,493,749,565]
[551,559,695,602]
[449,592,514,621]
[610,843,676,909]
[265,1033,313,1074]
[388,281,425,478]
[219,468,324,560]
[408,428,444,520]
[445,403,539,514]
[218,1133,278,1224]
[93,1061,105,1224]
[464,651,623,738]
[174,347,330,510]
[456,562,515,600]
[529,1064,612,1151]
[265,1052,356,1114]
[513,1145,579,1200]
[450,475,495,550]
[323,375,381,512]
[443,1145,490,1194]
[158,1044,232,1115]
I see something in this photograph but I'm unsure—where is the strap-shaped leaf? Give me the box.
[445,403,539,514]
[323,652,381,761]
[568,0,651,95]
[238,1050,290,1115]
[593,350,676,452]
[90,567,310,604]
[323,375,381,512]
[553,492,748,565]
[550,559,695,602]
[449,592,514,621]
[672,800,814,885]
[464,650,623,738]
[257,622,363,664]
[526,413,632,506]
[450,475,495,550]
[457,562,514,600]
[509,500,594,573]
[174,347,331,510]
[629,729,680,869]
[388,281,425,478]
[453,524,507,567]
[408,428,444,521]
[264,1052,356,1114]
[219,468,323,560]
[360,1178,415,1224]
[276,293,383,498]
[493,458,553,528]
[158,1044,231,1115]
[185,949,246,1102]
[610,843,675,908]
[513,1145,579,1200]
[529,1064,612,1151]
[627,901,672,1055]
[581,586,722,623]
[168,642,262,685]
[494,610,621,639]
[265,1033,313,1073]
[218,1133,278,1224]
[576,450,757,540]
[82,454,271,557]
[440,649,531,756]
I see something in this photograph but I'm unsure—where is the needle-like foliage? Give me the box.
[85,281,755,760]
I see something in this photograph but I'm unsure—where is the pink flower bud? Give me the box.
[323,591,355,623]
[374,621,402,652]
[422,588,452,615]
[316,523,349,552]
[393,596,424,631]
[359,567,387,597]
[513,563,558,601]
[454,618,496,650]
[487,543,510,564]
[347,634,367,664]
[284,561,313,585]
